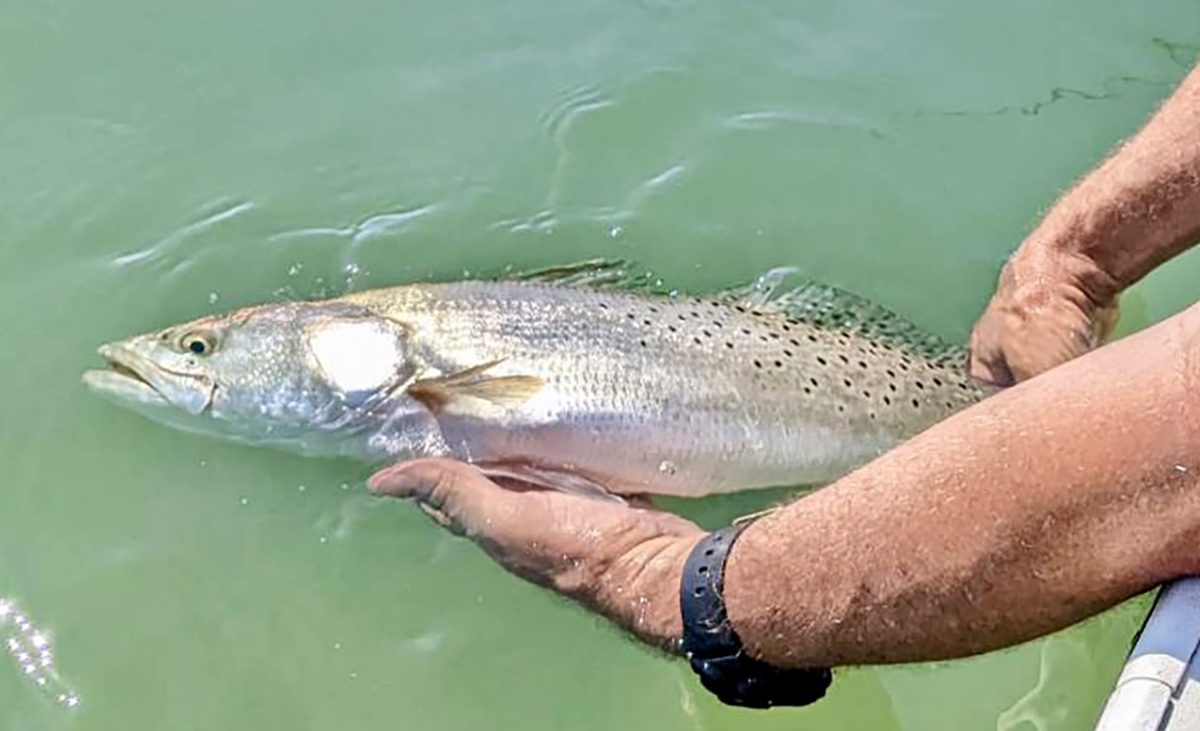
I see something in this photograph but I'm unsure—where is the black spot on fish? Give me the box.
[759,335,769,342]
[741,328,751,335]
[774,360,782,368]
[862,390,871,398]
[693,337,702,345]
[915,381,925,390]
[809,378,818,387]
[753,359,763,369]
[803,386,812,395]
[702,329,712,338]
[725,342,734,349]
[883,395,891,405]
[735,306,746,313]
[643,319,651,326]
[627,313,635,319]
[598,303,608,310]
[668,325,677,333]
[839,354,849,364]
[933,377,943,387]
[886,369,896,378]
[712,321,723,329]
[888,383,897,392]
[791,338,802,347]
[843,378,852,388]
[816,356,827,366]
[639,339,647,347]
[783,349,793,357]
[911,399,920,408]
[678,314,687,321]
[857,361,867,369]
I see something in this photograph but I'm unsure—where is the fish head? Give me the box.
[83,301,421,451]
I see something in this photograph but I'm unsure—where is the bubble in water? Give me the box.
[297,485,307,493]
[658,460,678,476]
[287,262,304,277]
[609,225,624,239]
[340,483,350,491]
[239,497,249,506]
[207,291,220,305]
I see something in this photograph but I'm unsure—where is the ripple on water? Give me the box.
[110,198,256,270]
[0,598,80,710]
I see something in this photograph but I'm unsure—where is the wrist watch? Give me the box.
[680,524,833,709]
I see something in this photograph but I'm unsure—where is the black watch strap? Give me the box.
[680,525,832,709]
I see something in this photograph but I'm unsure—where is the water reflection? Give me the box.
[0,597,80,710]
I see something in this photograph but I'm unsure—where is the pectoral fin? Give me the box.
[408,360,544,411]
[477,463,626,505]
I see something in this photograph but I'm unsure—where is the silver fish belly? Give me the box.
[344,279,985,496]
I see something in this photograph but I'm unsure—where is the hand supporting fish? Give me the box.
[368,458,703,649]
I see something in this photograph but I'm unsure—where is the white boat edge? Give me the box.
[1094,578,1200,730]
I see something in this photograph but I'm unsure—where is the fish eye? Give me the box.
[180,331,217,356]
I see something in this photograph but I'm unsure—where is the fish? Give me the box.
[82,260,989,498]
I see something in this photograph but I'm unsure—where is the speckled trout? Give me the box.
[83,261,988,497]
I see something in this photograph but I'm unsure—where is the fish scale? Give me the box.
[341,278,986,495]
[85,264,990,498]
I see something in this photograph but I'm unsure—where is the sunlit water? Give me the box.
[2,0,1198,728]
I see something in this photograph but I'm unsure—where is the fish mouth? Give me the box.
[83,345,167,405]
[82,344,214,414]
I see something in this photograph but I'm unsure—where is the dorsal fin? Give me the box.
[498,258,669,294]
[714,267,965,363]
[497,259,964,362]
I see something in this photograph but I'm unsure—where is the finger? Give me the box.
[968,352,1015,388]
[368,458,511,535]
[416,501,465,536]
[966,328,1016,388]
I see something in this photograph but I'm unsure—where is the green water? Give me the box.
[2,0,1198,728]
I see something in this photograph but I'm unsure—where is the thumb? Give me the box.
[368,458,509,535]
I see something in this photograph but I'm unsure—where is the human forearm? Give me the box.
[367,299,1200,672]
[969,61,1200,386]
[1026,61,1200,299]
[727,300,1200,667]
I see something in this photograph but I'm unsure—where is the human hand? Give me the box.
[368,458,705,649]
[968,246,1119,387]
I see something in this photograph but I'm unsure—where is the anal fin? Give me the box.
[476,463,626,505]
